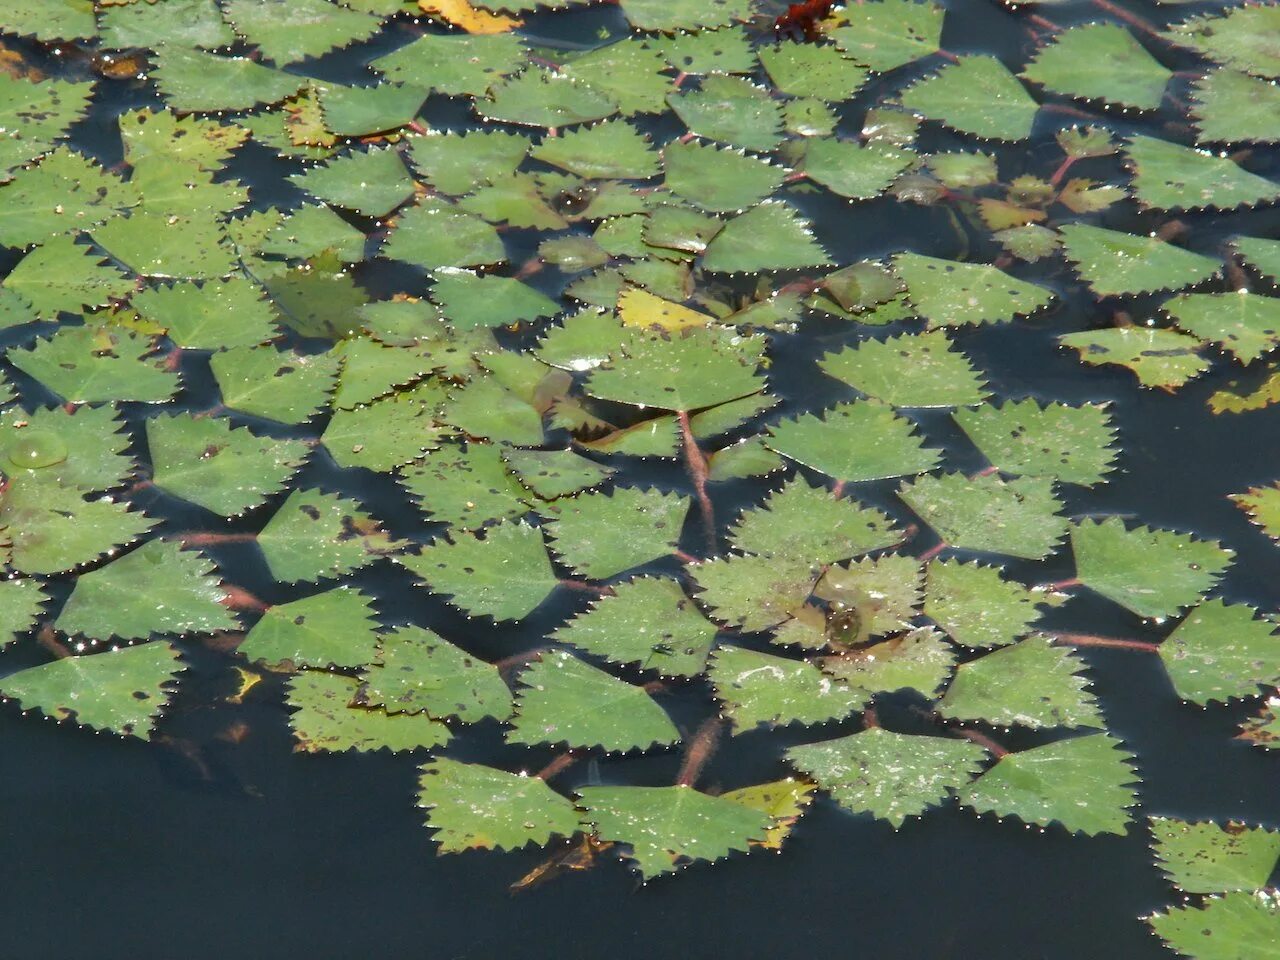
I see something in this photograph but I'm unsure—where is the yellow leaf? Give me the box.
[617,287,713,333]
[418,0,523,33]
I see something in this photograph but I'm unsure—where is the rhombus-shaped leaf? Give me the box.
[662,139,786,214]
[1,641,184,740]
[1190,68,1280,145]
[373,33,526,98]
[131,277,279,352]
[1060,327,1209,391]
[257,488,401,585]
[787,727,988,827]
[1125,135,1280,211]
[1161,5,1280,80]
[1151,817,1280,894]
[0,404,133,494]
[1157,599,1280,704]
[286,671,450,754]
[223,0,381,66]
[1231,483,1280,543]
[578,784,773,879]
[820,330,988,408]
[477,67,618,129]
[1149,891,1280,960]
[821,627,955,698]
[0,481,155,576]
[400,443,530,531]
[0,147,138,248]
[418,757,581,854]
[899,472,1067,560]
[814,554,923,641]
[925,559,1063,649]
[551,576,716,678]
[152,47,306,113]
[55,540,235,641]
[507,650,680,752]
[238,586,379,669]
[7,324,177,404]
[400,521,557,622]
[0,579,47,647]
[356,625,513,723]
[1070,517,1233,619]
[940,635,1103,729]
[829,0,943,72]
[3,239,135,321]
[961,732,1139,835]
[531,119,659,180]
[1058,224,1221,297]
[693,553,817,632]
[148,414,309,517]
[710,645,867,733]
[893,253,1054,327]
[766,400,942,482]
[701,201,831,273]
[210,346,339,424]
[544,486,689,579]
[901,56,1038,141]
[953,400,1117,486]
[1021,23,1172,111]
[1164,291,1280,364]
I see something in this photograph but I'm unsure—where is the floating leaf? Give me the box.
[0,579,46,646]
[503,448,614,499]
[1058,224,1221,297]
[1022,23,1172,110]
[131,278,278,351]
[418,758,580,853]
[585,328,764,412]
[544,487,689,580]
[100,0,237,50]
[829,0,943,72]
[925,560,1061,649]
[693,554,817,632]
[765,400,941,482]
[1060,327,1209,390]
[1191,68,1280,145]
[940,636,1101,729]
[758,43,869,102]
[720,778,815,850]
[1162,6,1280,80]
[803,139,914,201]
[953,401,1117,486]
[560,39,671,118]
[373,33,526,97]
[1,642,183,740]
[531,120,659,180]
[814,554,923,641]
[508,650,679,752]
[8,324,177,404]
[478,67,618,129]
[1165,292,1280,364]
[1070,517,1233,619]
[210,346,338,424]
[899,472,1066,560]
[701,201,831,273]
[0,482,154,576]
[1126,135,1280,211]
[711,644,866,733]
[668,75,782,153]
[1152,817,1280,894]
[1231,483,1280,543]
[152,47,306,113]
[400,444,529,530]
[430,272,560,330]
[289,146,415,219]
[822,627,955,698]
[0,75,94,177]
[658,27,756,77]
[239,586,378,669]
[401,521,557,621]
[3,239,135,321]
[820,330,987,408]
[382,197,506,271]
[728,477,898,565]
[962,733,1138,835]
[617,0,755,34]
[287,671,450,753]
[1158,599,1280,704]
[0,147,137,248]
[258,488,399,585]
[893,253,1053,327]
[223,0,381,66]
[0,404,132,494]
[1148,891,1280,960]
[788,728,987,827]
[901,56,1038,141]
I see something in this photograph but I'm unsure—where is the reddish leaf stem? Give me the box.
[495,647,547,675]
[1090,0,1161,37]
[177,531,258,546]
[559,578,613,596]
[537,752,578,781]
[676,716,724,788]
[917,541,947,563]
[1053,632,1160,654]
[221,586,268,613]
[955,727,1009,759]
[677,410,716,554]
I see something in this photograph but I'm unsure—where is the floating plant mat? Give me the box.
[0,0,1278,955]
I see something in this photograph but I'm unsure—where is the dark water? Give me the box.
[2,1,1279,957]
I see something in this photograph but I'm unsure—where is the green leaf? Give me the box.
[1058,224,1221,297]
[1165,292,1280,364]
[577,784,772,879]
[552,576,715,678]
[0,0,95,43]
[1237,236,1280,284]
[258,203,366,263]
[668,75,782,153]
[323,387,449,473]
[317,82,427,137]
[658,27,757,76]
[429,272,560,331]
[1022,23,1172,110]
[758,43,869,101]
[820,330,988,408]
[1152,817,1280,894]
[925,559,1062,649]
[766,400,941,482]
[1149,892,1280,960]
[0,578,46,646]
[239,586,378,669]
[507,650,679,751]
[822,627,956,698]
[289,146,415,219]
[152,47,306,113]
[477,67,618,129]
[617,0,754,32]
[372,33,526,97]
[1126,135,1280,211]
[719,778,815,850]
[132,278,278,351]
[788,728,987,827]
[0,404,132,493]
[803,139,914,201]
[662,140,785,215]
[693,553,817,631]
[223,0,381,66]
[210,346,338,424]
[382,197,506,271]
[1158,599,1280,704]
[927,152,998,189]
[1071,517,1234,619]
[560,39,671,118]
[440,374,544,445]
[0,481,154,576]
[1232,483,1280,543]
[399,443,528,529]
[3,238,134,321]
[1,642,183,740]
[1060,327,1209,390]
[1191,68,1280,145]
[531,120,658,180]
[953,401,1117,486]
[100,0,236,50]
[0,147,137,248]
[728,477,898,565]
[258,488,400,585]
[814,554,923,641]
[148,414,308,517]
[544,486,689,579]
[331,337,435,409]
[401,521,557,621]
[711,644,866,733]
[0,75,94,178]
[829,0,944,72]
[893,253,1054,327]
[503,448,614,499]
[1162,5,1280,80]
[901,56,1038,141]
[708,436,785,482]
[286,671,450,753]
[417,758,580,853]
[7,324,177,404]
[701,201,831,273]
[899,472,1066,560]
[962,732,1138,835]
[94,208,239,281]
[940,635,1101,729]
[357,625,512,722]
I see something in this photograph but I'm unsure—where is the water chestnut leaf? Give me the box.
[1148,890,1280,960]
[258,487,401,585]
[1152,817,1280,894]
[373,33,526,97]
[616,0,755,33]
[210,346,339,424]
[0,75,94,178]
[3,238,135,321]
[1,641,184,740]
[829,0,943,72]
[925,559,1062,649]
[1125,135,1280,211]
[802,139,915,201]
[1058,224,1221,297]
[758,43,869,102]
[478,67,619,129]
[507,649,680,752]
[901,56,1038,142]
[287,670,451,753]
[543,487,689,580]
[707,436,785,482]
[899,472,1067,560]
[765,400,942,482]
[1022,23,1172,111]
[701,200,831,273]
[693,553,818,632]
[668,76,782,153]
[0,147,138,248]
[400,443,529,530]
[891,253,1054,328]
[1190,69,1280,145]
[822,627,956,698]
[99,0,237,51]
[953,400,1118,486]
[720,778,815,850]
[430,272,561,331]
[132,278,279,351]
[152,47,306,113]
[814,554,923,641]
[0,0,95,43]
[1158,599,1280,704]
[1162,6,1280,80]
[1060,327,1210,390]
[239,586,379,669]
[408,131,530,196]
[223,0,382,66]
[8,323,178,404]
[381,197,507,271]
[531,120,659,181]
[1231,483,1280,543]
[0,404,132,493]
[1164,292,1280,364]
[417,757,580,853]
[0,481,155,576]
[711,644,867,733]
[820,330,988,408]
[787,727,988,827]
[0,578,46,646]
[288,146,415,219]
